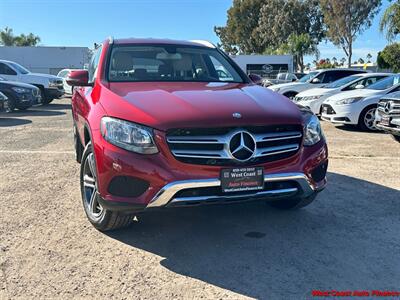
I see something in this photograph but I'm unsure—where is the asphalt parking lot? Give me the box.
[1,98,399,299]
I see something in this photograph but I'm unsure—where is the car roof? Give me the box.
[111,38,216,48]
[315,68,367,72]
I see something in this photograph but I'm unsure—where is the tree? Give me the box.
[340,57,346,66]
[320,0,382,67]
[0,27,15,46]
[214,0,265,54]
[380,0,400,41]
[332,57,337,66]
[379,43,400,71]
[377,51,390,69]
[279,33,319,72]
[358,58,365,64]
[366,53,373,63]
[0,27,40,46]
[257,0,325,51]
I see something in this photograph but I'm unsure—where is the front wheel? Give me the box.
[392,134,400,143]
[3,94,16,113]
[80,142,134,231]
[267,194,317,210]
[358,105,377,131]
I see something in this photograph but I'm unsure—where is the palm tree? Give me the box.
[14,33,41,46]
[358,58,365,64]
[380,1,400,41]
[0,27,15,46]
[366,53,372,63]
[332,57,338,66]
[340,57,346,66]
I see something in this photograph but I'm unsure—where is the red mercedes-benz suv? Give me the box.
[67,37,328,231]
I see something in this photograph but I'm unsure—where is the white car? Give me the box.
[268,69,367,98]
[0,60,64,104]
[57,69,76,95]
[321,74,400,131]
[295,73,390,115]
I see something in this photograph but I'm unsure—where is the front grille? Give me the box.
[378,98,400,116]
[322,104,336,115]
[166,125,303,166]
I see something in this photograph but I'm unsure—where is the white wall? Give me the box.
[231,55,294,76]
[0,46,90,75]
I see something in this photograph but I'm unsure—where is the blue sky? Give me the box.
[0,0,391,64]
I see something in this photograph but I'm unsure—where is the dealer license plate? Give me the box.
[221,167,264,193]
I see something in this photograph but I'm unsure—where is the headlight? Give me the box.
[304,114,323,146]
[335,97,364,105]
[270,87,280,92]
[48,79,61,88]
[12,87,31,94]
[100,117,158,154]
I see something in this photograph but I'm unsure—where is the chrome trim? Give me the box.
[146,172,317,208]
[167,129,302,161]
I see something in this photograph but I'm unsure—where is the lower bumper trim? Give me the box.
[146,172,320,208]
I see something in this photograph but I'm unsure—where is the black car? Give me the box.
[0,76,41,112]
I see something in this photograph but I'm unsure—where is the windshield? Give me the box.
[8,62,30,74]
[108,45,244,83]
[298,71,319,83]
[325,75,363,88]
[366,75,400,90]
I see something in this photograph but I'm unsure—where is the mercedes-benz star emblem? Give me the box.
[232,112,242,119]
[229,131,256,161]
[384,101,392,113]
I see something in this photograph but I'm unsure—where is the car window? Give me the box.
[388,84,400,93]
[108,45,243,83]
[321,71,349,83]
[88,46,102,83]
[58,70,69,78]
[367,75,400,90]
[325,75,362,88]
[298,71,319,83]
[0,63,17,75]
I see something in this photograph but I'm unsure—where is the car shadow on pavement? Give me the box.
[41,103,71,110]
[107,172,400,299]
[0,117,32,127]
[333,124,385,134]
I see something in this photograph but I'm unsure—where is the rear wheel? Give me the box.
[80,142,134,231]
[358,105,377,131]
[267,194,317,210]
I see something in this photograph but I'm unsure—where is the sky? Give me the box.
[0,0,392,64]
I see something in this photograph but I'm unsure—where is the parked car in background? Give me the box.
[57,69,76,95]
[0,91,7,112]
[0,59,64,104]
[268,69,367,99]
[0,76,41,112]
[67,37,328,231]
[295,73,390,115]
[374,92,400,142]
[321,74,400,131]
[262,72,306,87]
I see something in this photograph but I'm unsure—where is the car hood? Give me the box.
[297,88,335,97]
[0,80,38,89]
[325,88,386,102]
[102,82,303,131]
[27,73,61,80]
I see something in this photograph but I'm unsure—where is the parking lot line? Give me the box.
[0,150,74,154]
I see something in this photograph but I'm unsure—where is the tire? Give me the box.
[80,142,134,231]
[39,87,53,105]
[74,125,84,163]
[3,93,16,113]
[17,106,29,111]
[392,134,400,143]
[283,91,297,99]
[267,194,317,210]
[358,105,378,131]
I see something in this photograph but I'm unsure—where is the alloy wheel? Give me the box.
[363,107,377,130]
[82,153,103,221]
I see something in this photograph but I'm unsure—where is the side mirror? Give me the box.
[355,84,364,89]
[311,78,321,84]
[66,70,90,86]
[248,74,263,85]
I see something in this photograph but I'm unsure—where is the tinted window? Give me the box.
[108,45,243,83]
[0,63,17,75]
[325,75,362,88]
[299,71,319,83]
[8,62,29,74]
[367,75,400,90]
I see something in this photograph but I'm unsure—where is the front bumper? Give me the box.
[45,87,64,99]
[321,103,359,125]
[375,113,400,136]
[92,129,328,210]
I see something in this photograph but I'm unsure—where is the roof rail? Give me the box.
[189,40,216,48]
[108,36,114,44]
